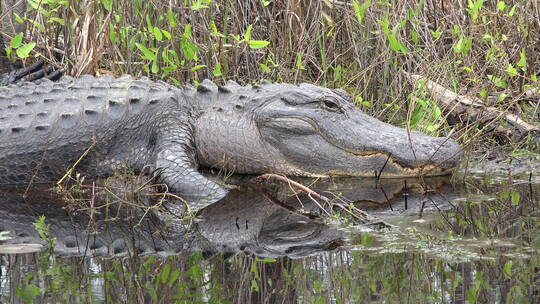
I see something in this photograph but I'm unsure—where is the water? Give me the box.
[0,163,538,303]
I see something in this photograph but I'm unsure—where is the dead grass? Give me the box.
[0,0,538,145]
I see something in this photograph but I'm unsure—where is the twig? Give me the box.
[56,138,96,186]
[260,189,318,220]
[256,173,376,223]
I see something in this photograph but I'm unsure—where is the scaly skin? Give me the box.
[0,186,345,257]
[0,75,462,211]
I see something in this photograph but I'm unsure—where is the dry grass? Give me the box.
[0,0,538,145]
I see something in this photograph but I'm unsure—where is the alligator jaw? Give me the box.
[278,152,457,178]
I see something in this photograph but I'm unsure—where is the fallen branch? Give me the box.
[404,72,540,144]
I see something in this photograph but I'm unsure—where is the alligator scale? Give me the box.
[0,75,462,209]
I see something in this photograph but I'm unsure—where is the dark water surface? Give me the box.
[0,162,539,303]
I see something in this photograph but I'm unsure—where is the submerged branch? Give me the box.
[255,173,379,224]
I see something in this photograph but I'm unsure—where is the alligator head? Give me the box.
[195,81,462,177]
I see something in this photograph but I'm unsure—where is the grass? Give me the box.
[1,0,538,148]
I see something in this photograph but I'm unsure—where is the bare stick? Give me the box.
[256,173,375,222]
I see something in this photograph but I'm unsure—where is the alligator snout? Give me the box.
[429,137,463,170]
[377,130,463,175]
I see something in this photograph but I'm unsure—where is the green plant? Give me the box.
[32,215,56,250]
[4,32,36,61]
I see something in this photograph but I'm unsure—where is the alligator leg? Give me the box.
[154,116,228,211]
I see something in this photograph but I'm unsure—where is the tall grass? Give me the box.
[1,0,538,140]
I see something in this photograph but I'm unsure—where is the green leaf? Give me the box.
[151,60,159,74]
[517,49,527,70]
[109,30,117,43]
[161,29,172,40]
[378,19,390,34]
[145,14,153,30]
[506,5,516,17]
[497,1,505,11]
[169,270,180,286]
[352,0,371,24]
[135,43,156,60]
[144,256,156,267]
[387,34,400,51]
[160,263,171,283]
[244,24,253,41]
[295,52,305,70]
[503,260,513,278]
[255,257,276,263]
[333,64,343,83]
[410,106,423,128]
[212,63,222,77]
[467,0,484,21]
[431,29,442,39]
[183,25,193,38]
[167,10,177,27]
[487,74,506,88]
[10,33,23,49]
[432,105,442,119]
[416,98,428,107]
[479,87,487,98]
[505,64,517,78]
[259,63,271,73]
[411,30,418,45]
[209,21,225,38]
[104,271,119,284]
[511,191,520,205]
[16,284,42,304]
[14,12,24,23]
[453,37,472,55]
[191,64,206,71]
[101,0,113,11]
[248,40,270,49]
[467,288,477,303]
[180,39,198,60]
[426,124,440,132]
[399,43,409,53]
[16,42,35,58]
[153,27,163,41]
[229,33,241,42]
[191,0,209,10]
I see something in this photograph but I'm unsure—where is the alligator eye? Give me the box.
[321,99,341,112]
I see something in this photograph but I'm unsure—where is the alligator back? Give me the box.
[0,75,180,185]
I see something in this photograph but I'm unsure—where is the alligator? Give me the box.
[0,177,457,257]
[0,73,462,210]
[0,184,347,258]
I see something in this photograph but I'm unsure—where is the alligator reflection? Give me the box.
[2,175,538,303]
[0,176,456,258]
